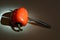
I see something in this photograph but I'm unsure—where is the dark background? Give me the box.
[0,0,60,40]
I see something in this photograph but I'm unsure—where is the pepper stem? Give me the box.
[18,24,23,31]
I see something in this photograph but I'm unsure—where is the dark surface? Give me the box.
[0,0,60,40]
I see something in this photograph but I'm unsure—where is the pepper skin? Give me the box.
[11,7,28,26]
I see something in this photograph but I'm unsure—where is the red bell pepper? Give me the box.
[11,7,28,31]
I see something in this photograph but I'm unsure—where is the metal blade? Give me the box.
[28,17,51,29]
